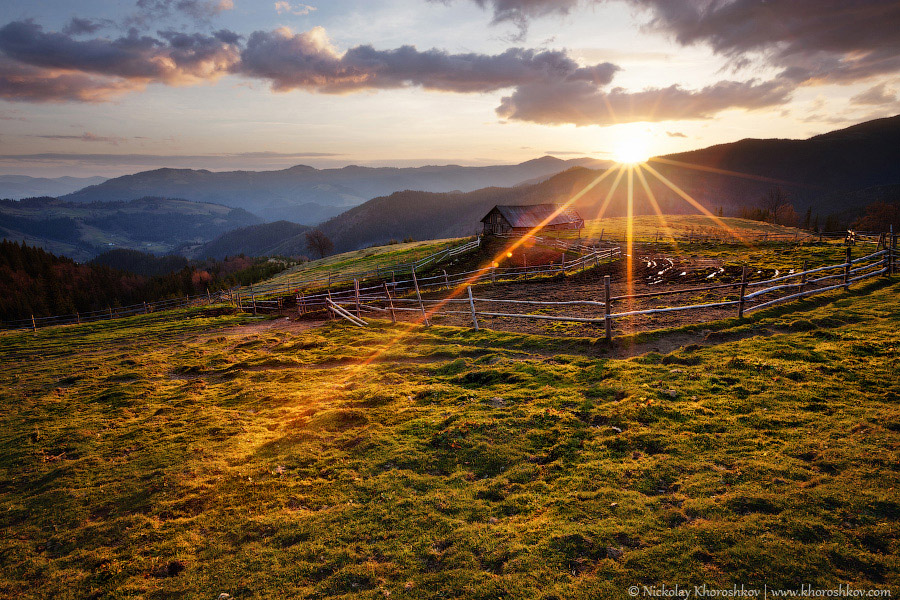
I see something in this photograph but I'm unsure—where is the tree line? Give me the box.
[0,241,294,323]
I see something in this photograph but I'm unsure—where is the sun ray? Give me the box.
[625,165,635,314]
[634,163,679,251]
[593,164,626,223]
[640,162,750,242]
[648,156,819,189]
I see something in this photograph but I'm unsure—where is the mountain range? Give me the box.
[0,197,260,262]
[0,175,107,200]
[314,115,900,250]
[59,157,611,225]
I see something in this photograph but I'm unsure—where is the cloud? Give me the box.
[237,25,619,93]
[496,78,794,125]
[130,0,234,26]
[274,2,316,16]
[0,56,141,103]
[33,132,127,144]
[666,131,687,138]
[450,0,900,85]
[850,82,897,106]
[0,20,241,87]
[61,17,114,36]
[0,18,797,126]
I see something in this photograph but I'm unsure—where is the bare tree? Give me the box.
[760,187,791,223]
[305,229,334,259]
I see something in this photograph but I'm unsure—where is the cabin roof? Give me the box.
[482,204,583,228]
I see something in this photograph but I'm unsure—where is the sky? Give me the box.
[0,0,898,177]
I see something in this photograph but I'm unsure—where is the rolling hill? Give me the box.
[58,157,610,225]
[0,196,261,262]
[184,220,312,260]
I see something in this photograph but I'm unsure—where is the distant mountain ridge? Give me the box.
[0,196,261,261]
[0,175,107,200]
[59,157,610,225]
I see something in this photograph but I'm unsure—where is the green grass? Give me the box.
[1,279,898,598]
[263,238,467,288]
[578,215,808,242]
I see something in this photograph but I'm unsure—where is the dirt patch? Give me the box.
[199,317,326,342]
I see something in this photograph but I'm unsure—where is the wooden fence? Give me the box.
[324,243,897,340]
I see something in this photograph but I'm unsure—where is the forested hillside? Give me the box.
[0,241,292,323]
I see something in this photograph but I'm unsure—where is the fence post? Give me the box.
[491,266,496,284]
[76,312,81,325]
[891,227,896,275]
[844,246,852,291]
[738,266,748,318]
[250,285,257,316]
[206,288,211,305]
[443,269,450,289]
[326,289,334,320]
[800,260,808,292]
[354,279,361,317]
[599,229,604,242]
[108,306,114,319]
[31,314,36,332]
[298,293,305,315]
[412,271,430,326]
[383,283,396,323]
[143,301,148,314]
[467,286,479,331]
[603,275,612,342]
[884,241,891,277]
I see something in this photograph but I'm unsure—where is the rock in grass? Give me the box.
[606,547,624,560]
[666,389,678,398]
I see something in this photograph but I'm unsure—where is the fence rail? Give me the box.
[322,243,897,341]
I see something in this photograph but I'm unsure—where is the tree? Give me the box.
[305,229,334,259]
[853,201,900,232]
[760,187,792,224]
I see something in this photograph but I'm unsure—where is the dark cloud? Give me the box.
[496,78,793,125]
[850,83,897,106]
[0,20,240,84]
[61,17,114,36]
[636,0,900,84]
[237,26,618,93]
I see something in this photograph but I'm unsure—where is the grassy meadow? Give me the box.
[1,277,898,599]
[576,215,808,242]
[264,238,466,288]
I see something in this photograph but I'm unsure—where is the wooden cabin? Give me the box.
[481,204,584,236]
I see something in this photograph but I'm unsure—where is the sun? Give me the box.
[613,139,651,165]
